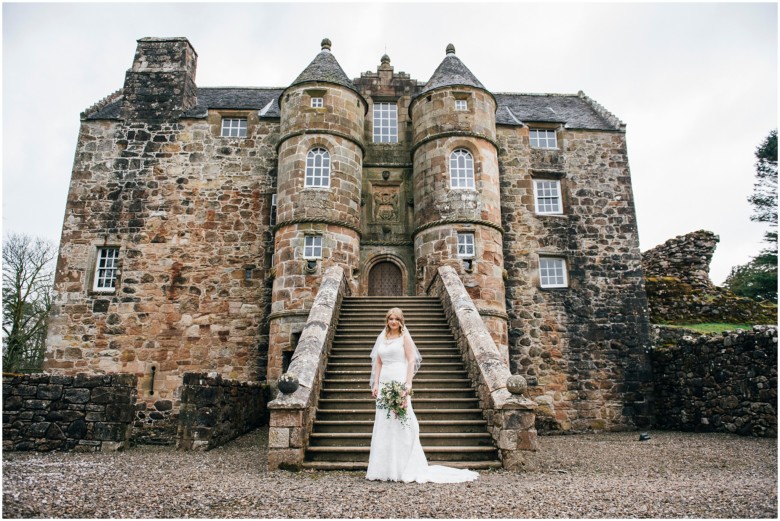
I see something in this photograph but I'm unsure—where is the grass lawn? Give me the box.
[660,322,756,334]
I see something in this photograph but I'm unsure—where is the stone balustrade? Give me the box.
[428,265,538,470]
[266,265,349,470]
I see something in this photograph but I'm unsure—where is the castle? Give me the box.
[45,37,654,438]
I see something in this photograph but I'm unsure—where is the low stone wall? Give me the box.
[651,326,777,436]
[2,373,137,451]
[176,373,266,450]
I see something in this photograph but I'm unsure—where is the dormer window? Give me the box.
[221,118,247,138]
[311,97,324,108]
[455,100,468,111]
[530,129,557,149]
[373,102,398,143]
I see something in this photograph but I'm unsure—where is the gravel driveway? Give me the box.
[3,427,776,518]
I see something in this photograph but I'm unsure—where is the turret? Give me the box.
[410,44,509,362]
[268,39,367,380]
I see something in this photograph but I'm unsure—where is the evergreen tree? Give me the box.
[725,130,778,303]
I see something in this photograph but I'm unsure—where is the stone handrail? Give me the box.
[428,265,538,470]
[266,265,348,470]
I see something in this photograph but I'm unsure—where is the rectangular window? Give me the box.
[93,247,120,292]
[311,97,323,108]
[457,233,475,258]
[221,118,247,138]
[270,194,277,226]
[455,100,468,111]
[373,102,398,143]
[529,129,557,149]
[539,257,568,288]
[303,235,322,259]
[534,179,563,214]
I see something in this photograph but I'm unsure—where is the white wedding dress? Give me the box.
[365,333,479,483]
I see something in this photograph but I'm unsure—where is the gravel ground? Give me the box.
[2,428,776,519]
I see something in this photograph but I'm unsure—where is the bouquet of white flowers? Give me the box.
[376,380,414,427]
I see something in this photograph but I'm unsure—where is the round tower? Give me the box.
[410,44,509,363]
[269,38,367,380]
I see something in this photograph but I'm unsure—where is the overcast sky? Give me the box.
[2,2,777,284]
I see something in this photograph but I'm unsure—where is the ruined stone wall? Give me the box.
[651,325,777,436]
[45,113,279,435]
[643,230,718,290]
[3,373,137,452]
[498,125,653,432]
[176,372,266,450]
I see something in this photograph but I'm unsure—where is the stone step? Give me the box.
[322,378,472,389]
[325,370,468,380]
[320,388,476,400]
[305,446,498,462]
[312,420,489,434]
[318,398,479,410]
[309,432,493,447]
[326,363,464,371]
[315,408,486,421]
[328,354,462,365]
[300,460,501,471]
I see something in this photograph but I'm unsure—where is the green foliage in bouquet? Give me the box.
[376,380,414,427]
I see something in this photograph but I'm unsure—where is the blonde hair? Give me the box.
[385,307,405,334]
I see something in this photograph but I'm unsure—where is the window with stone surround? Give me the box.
[373,102,398,143]
[457,233,475,258]
[450,149,475,189]
[305,148,330,188]
[455,100,468,111]
[303,235,322,259]
[270,194,277,226]
[534,179,563,214]
[311,97,324,108]
[529,129,557,149]
[221,118,247,138]
[93,247,120,292]
[539,257,568,288]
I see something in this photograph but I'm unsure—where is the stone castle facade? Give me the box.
[45,37,653,435]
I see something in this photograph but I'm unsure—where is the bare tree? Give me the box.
[2,234,57,373]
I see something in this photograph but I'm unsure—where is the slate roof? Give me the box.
[83,87,284,120]
[494,92,623,131]
[289,49,357,92]
[417,47,486,98]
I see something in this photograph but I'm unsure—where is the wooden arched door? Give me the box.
[368,261,403,296]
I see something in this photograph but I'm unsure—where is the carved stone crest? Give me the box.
[373,187,399,222]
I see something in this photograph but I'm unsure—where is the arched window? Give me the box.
[450,149,475,189]
[305,148,330,188]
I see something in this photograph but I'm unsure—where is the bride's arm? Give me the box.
[403,332,415,394]
[372,355,382,398]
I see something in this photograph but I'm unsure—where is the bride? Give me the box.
[365,307,479,483]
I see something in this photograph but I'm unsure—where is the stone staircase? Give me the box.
[302,296,501,470]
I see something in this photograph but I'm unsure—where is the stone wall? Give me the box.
[176,372,266,450]
[3,373,137,451]
[45,37,278,437]
[497,124,654,432]
[642,230,777,324]
[651,326,777,436]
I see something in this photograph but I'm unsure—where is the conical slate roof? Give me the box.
[289,38,356,91]
[417,44,486,97]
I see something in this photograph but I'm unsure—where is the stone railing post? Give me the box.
[428,265,538,470]
[266,265,347,470]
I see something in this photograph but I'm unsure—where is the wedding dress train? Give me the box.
[365,334,479,483]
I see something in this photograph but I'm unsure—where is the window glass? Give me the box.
[529,129,557,149]
[539,257,568,288]
[221,118,247,138]
[534,179,563,214]
[304,235,323,259]
[270,194,277,226]
[455,100,468,111]
[457,233,475,257]
[305,148,330,188]
[311,97,324,108]
[450,149,475,189]
[373,102,398,143]
[93,247,120,292]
